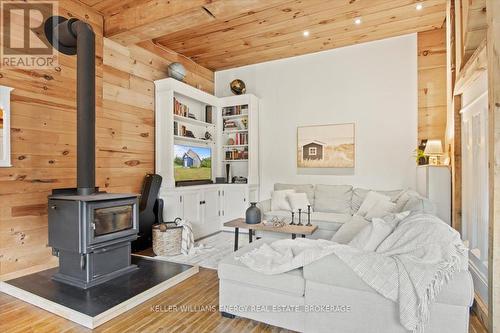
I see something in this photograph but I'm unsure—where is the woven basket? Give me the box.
[152,221,183,256]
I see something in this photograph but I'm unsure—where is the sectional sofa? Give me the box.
[256,183,437,240]
[218,183,473,333]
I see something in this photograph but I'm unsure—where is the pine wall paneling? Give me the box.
[0,0,214,279]
[418,28,447,144]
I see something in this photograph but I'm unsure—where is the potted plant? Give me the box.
[414,148,428,165]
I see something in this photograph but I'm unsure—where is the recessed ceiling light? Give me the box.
[354,17,362,25]
[416,3,423,10]
[303,30,310,37]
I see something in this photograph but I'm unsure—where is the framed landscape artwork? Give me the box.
[297,123,355,168]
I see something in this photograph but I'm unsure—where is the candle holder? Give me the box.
[306,204,312,226]
[289,211,295,225]
[297,208,303,226]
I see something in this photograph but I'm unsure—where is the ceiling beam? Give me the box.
[104,0,289,46]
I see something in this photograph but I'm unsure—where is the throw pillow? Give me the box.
[402,196,437,214]
[331,214,370,244]
[357,191,391,217]
[271,189,295,211]
[364,200,396,219]
[380,210,412,226]
[351,188,403,214]
[393,190,418,212]
[349,218,394,251]
[287,192,312,213]
[349,211,411,251]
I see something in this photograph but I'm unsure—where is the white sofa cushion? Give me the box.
[275,183,315,205]
[218,239,305,297]
[331,214,369,244]
[313,184,352,214]
[351,188,403,214]
[271,189,295,211]
[303,253,474,307]
[287,192,312,212]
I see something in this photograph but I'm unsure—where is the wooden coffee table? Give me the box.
[223,218,318,251]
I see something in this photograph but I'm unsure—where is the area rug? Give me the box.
[155,231,249,269]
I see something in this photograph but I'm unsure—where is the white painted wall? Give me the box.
[215,34,418,199]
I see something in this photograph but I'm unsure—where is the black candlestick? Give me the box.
[297,208,303,226]
[306,205,312,226]
[289,211,295,225]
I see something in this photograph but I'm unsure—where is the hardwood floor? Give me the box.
[0,268,489,333]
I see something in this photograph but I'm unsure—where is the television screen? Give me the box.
[174,144,212,182]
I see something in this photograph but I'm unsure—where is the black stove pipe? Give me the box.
[45,17,96,195]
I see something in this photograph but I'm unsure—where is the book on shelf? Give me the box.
[174,97,189,117]
[222,104,249,116]
[174,121,178,135]
[205,105,213,124]
[223,118,248,131]
[234,132,248,145]
[225,148,248,160]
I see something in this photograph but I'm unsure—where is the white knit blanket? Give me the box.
[177,219,194,255]
[236,213,468,333]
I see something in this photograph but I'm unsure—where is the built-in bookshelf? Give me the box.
[155,78,259,189]
[218,95,259,184]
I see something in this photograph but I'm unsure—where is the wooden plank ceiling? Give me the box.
[81,0,447,70]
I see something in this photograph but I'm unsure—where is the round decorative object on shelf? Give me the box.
[167,62,186,81]
[245,202,261,224]
[230,79,246,95]
[227,138,235,145]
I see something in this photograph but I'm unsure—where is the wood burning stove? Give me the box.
[48,193,138,289]
[45,16,138,289]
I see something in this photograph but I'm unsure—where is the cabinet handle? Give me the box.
[180,196,182,203]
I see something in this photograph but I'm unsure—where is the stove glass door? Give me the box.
[93,205,133,236]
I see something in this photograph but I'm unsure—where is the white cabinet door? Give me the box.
[181,191,203,237]
[200,188,220,237]
[163,192,183,221]
[222,186,248,222]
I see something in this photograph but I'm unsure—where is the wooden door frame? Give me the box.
[486,0,500,332]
